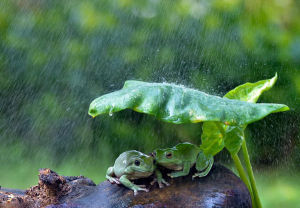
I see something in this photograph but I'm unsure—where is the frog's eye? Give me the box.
[166,152,172,159]
[134,160,140,166]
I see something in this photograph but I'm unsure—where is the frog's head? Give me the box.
[153,147,182,170]
[127,151,155,177]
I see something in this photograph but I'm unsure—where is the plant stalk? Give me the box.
[242,140,262,208]
[231,153,255,208]
[215,122,257,207]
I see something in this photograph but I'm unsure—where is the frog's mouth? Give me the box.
[164,163,182,170]
[157,161,182,170]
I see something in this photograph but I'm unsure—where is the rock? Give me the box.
[0,165,251,208]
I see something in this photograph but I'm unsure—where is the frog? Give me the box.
[106,150,168,195]
[153,142,213,178]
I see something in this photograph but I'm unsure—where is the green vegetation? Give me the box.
[257,170,300,208]
[89,79,288,124]
[0,0,299,207]
[88,75,288,207]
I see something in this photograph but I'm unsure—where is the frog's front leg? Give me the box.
[151,168,170,188]
[106,167,121,184]
[193,152,214,178]
[167,161,191,178]
[119,175,149,196]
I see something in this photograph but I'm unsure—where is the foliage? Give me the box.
[256,170,300,208]
[201,74,280,156]
[201,74,286,207]
[0,0,299,192]
[89,80,288,125]
[89,75,289,207]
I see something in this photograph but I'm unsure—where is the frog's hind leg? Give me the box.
[151,168,170,188]
[193,152,214,178]
[106,167,121,184]
[119,175,149,196]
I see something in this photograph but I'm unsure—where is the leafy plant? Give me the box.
[201,74,280,208]
[89,75,289,208]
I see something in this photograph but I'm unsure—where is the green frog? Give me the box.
[153,142,213,178]
[106,150,168,195]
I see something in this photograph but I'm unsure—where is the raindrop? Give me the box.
[109,108,113,116]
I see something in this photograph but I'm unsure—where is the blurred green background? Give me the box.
[0,0,299,207]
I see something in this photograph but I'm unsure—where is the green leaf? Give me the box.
[201,122,225,156]
[89,80,288,126]
[201,74,289,156]
[224,126,245,155]
[224,73,278,102]
[201,122,245,156]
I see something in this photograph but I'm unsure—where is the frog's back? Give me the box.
[175,142,200,161]
[175,142,200,151]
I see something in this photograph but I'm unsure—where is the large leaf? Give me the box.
[89,80,288,126]
[201,74,288,155]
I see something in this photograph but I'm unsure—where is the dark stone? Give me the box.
[0,165,251,208]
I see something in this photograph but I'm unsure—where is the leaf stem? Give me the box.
[242,140,262,208]
[231,153,255,208]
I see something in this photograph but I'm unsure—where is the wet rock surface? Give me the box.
[0,165,251,208]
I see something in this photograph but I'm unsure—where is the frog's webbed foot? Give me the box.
[159,178,170,188]
[153,169,170,188]
[106,167,121,184]
[192,171,209,178]
[133,186,149,196]
[107,177,121,184]
[119,175,149,196]
[150,178,170,188]
[150,178,156,186]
